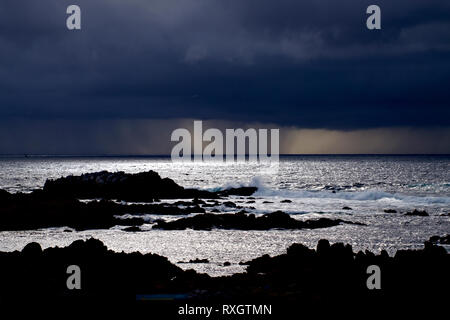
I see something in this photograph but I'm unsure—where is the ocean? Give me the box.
[0,155,449,276]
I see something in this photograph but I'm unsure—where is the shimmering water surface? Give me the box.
[0,155,449,275]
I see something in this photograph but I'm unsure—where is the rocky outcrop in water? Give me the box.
[429,234,450,244]
[405,209,429,216]
[43,171,258,201]
[217,187,258,197]
[153,211,364,231]
[0,171,259,231]
[43,170,216,201]
[0,192,209,231]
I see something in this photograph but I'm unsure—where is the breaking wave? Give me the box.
[214,178,450,205]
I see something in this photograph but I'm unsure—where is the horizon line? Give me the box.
[0,153,449,158]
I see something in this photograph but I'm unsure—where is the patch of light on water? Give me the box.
[0,155,449,276]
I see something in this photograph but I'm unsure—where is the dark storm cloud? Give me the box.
[0,0,449,129]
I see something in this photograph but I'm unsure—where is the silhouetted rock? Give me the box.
[405,209,429,216]
[0,171,261,232]
[0,238,196,305]
[238,239,448,308]
[342,206,352,210]
[0,193,213,231]
[384,209,397,213]
[188,258,209,264]
[222,201,237,208]
[429,235,450,244]
[280,199,292,203]
[217,187,257,197]
[43,171,217,201]
[22,242,42,256]
[317,239,331,255]
[192,198,206,205]
[123,226,142,232]
[0,238,447,311]
[0,189,11,201]
[153,211,364,231]
[0,192,218,232]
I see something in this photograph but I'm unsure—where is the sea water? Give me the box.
[0,155,449,275]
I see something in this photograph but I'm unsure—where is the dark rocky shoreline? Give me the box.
[0,170,363,232]
[0,170,447,314]
[0,237,447,313]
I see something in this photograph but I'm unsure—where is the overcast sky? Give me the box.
[0,0,449,154]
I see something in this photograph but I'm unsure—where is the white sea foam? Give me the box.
[258,188,449,204]
[212,178,450,206]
